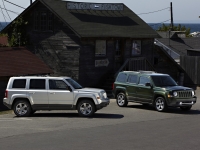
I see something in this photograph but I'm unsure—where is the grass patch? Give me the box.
[0,110,13,115]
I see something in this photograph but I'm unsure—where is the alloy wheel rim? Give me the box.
[80,103,92,115]
[117,94,125,106]
[156,99,164,111]
[16,103,28,115]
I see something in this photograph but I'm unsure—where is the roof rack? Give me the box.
[138,70,155,74]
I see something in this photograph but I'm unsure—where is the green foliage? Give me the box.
[157,23,191,37]
[8,17,29,46]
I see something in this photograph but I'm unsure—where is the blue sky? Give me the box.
[0,0,200,23]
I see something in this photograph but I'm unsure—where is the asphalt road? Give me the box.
[0,92,200,150]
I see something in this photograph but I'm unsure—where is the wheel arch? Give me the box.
[12,98,31,109]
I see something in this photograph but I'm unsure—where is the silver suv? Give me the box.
[3,76,110,117]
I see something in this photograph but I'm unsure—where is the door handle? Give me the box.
[49,92,55,94]
[29,92,35,94]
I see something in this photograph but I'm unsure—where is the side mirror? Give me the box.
[145,83,152,87]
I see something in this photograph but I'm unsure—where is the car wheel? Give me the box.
[116,92,128,107]
[154,97,167,112]
[180,106,192,111]
[13,100,32,117]
[77,100,95,117]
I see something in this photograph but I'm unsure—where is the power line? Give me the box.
[0,4,8,25]
[149,19,171,27]
[2,0,11,20]
[4,0,25,9]
[137,7,170,15]
[0,6,19,14]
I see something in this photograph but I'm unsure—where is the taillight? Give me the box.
[5,90,8,98]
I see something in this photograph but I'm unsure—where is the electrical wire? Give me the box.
[4,0,25,9]
[2,0,11,20]
[0,4,8,25]
[0,6,19,14]
[149,19,171,27]
[137,7,170,15]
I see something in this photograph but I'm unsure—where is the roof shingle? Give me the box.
[0,47,52,77]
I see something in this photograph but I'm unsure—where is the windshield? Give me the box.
[65,78,82,89]
[151,75,177,87]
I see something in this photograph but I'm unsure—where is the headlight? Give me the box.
[192,91,195,96]
[173,91,178,97]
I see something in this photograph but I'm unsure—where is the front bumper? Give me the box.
[96,98,110,110]
[167,96,197,107]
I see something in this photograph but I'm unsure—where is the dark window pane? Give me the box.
[128,75,138,84]
[12,79,26,88]
[116,73,127,83]
[151,76,177,87]
[30,79,45,89]
[139,77,150,85]
[49,80,68,90]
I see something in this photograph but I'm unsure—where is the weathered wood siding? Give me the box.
[0,78,9,110]
[79,40,115,87]
[25,3,80,80]
[181,56,200,85]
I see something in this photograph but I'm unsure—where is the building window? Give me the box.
[132,40,141,56]
[95,40,106,56]
[115,40,121,56]
[34,11,53,31]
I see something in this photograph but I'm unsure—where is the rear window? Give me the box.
[29,79,45,89]
[12,79,26,88]
[116,73,127,83]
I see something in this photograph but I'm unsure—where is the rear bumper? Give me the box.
[3,98,11,109]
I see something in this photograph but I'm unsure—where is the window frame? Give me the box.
[131,40,141,56]
[95,40,107,56]
[29,79,46,90]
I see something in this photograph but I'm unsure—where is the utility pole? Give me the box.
[170,2,174,30]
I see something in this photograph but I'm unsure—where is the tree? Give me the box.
[157,24,191,37]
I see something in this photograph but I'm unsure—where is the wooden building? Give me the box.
[1,0,160,96]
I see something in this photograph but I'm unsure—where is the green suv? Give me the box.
[113,71,197,112]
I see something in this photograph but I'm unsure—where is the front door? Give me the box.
[135,76,153,103]
[48,79,74,109]
[114,40,125,72]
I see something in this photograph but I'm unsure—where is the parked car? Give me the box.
[113,71,197,112]
[3,76,110,117]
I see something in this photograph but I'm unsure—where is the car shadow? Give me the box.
[24,112,124,119]
[127,104,200,115]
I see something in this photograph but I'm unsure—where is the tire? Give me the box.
[154,97,167,112]
[180,106,192,111]
[116,92,128,107]
[77,100,95,117]
[13,100,32,117]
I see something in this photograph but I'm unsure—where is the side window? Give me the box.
[49,80,68,90]
[139,76,150,86]
[116,73,127,83]
[12,79,26,88]
[29,79,45,89]
[127,75,138,84]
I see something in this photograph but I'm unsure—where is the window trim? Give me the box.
[131,40,142,56]
[95,40,107,57]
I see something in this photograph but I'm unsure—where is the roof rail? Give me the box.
[138,70,155,74]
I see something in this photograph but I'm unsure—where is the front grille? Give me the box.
[177,91,192,98]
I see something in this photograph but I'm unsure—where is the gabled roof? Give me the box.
[1,0,159,38]
[156,37,200,56]
[0,47,52,77]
